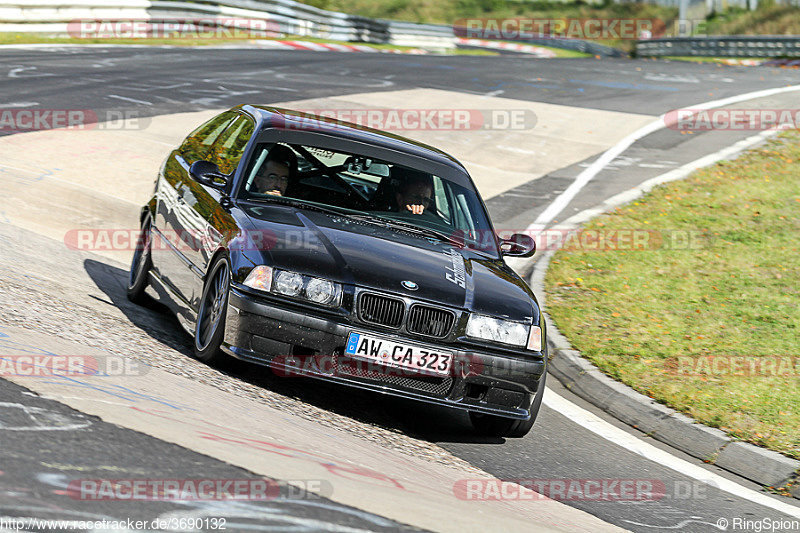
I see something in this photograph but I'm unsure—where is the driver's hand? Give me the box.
[406,204,425,215]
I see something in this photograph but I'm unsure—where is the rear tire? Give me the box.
[127,215,153,305]
[194,255,231,365]
[470,370,547,438]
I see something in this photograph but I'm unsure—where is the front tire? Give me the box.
[194,255,231,364]
[127,215,153,305]
[470,371,547,438]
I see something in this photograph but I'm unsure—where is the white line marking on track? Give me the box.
[107,94,152,106]
[560,129,776,227]
[0,402,92,432]
[8,65,53,78]
[637,163,673,169]
[622,518,723,530]
[544,390,800,518]
[532,126,796,515]
[497,145,539,155]
[21,391,132,407]
[122,82,191,92]
[528,83,800,232]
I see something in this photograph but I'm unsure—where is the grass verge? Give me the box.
[702,1,800,36]
[494,41,591,58]
[545,131,800,460]
[305,0,676,53]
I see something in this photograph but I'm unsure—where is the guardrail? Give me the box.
[0,0,453,48]
[385,20,454,48]
[6,0,800,60]
[451,25,626,57]
[0,0,640,57]
[518,36,627,57]
[637,36,800,58]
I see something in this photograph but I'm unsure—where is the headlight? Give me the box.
[305,277,336,305]
[466,314,529,347]
[274,270,303,296]
[243,266,341,307]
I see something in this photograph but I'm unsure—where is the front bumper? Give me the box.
[223,286,546,419]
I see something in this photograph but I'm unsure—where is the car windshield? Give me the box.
[238,142,498,254]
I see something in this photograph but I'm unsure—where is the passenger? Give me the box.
[252,145,297,196]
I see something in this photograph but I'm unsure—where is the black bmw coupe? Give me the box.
[128,105,547,437]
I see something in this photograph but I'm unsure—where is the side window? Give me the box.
[244,143,302,194]
[206,115,255,174]
[179,112,236,164]
[455,193,477,233]
[433,176,451,221]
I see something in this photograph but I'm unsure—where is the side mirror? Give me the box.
[500,233,536,258]
[190,160,228,191]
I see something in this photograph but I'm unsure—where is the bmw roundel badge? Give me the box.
[401,280,418,291]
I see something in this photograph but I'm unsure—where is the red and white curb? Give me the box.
[456,37,556,58]
[719,58,766,66]
[250,39,429,54]
[0,40,430,54]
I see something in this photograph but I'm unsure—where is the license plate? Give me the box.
[344,332,453,377]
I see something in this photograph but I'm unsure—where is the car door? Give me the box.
[152,111,236,307]
[171,112,255,310]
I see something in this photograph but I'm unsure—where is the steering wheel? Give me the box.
[296,165,370,209]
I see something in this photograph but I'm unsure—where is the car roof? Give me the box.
[239,105,470,175]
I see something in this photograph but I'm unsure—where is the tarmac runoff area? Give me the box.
[0,88,657,532]
[0,324,625,533]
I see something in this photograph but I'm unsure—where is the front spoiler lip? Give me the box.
[223,344,531,420]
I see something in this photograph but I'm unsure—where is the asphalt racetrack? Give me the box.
[1,45,799,532]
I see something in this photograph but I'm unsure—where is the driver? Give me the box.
[252,145,297,196]
[395,171,434,215]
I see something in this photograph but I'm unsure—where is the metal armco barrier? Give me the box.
[451,25,627,58]
[0,0,632,56]
[637,36,800,58]
[520,36,627,57]
[385,19,454,48]
[0,0,451,48]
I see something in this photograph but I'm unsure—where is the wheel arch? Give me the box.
[204,247,231,281]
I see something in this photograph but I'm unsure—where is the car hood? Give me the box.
[238,203,536,321]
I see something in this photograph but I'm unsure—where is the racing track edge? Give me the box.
[512,131,800,499]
